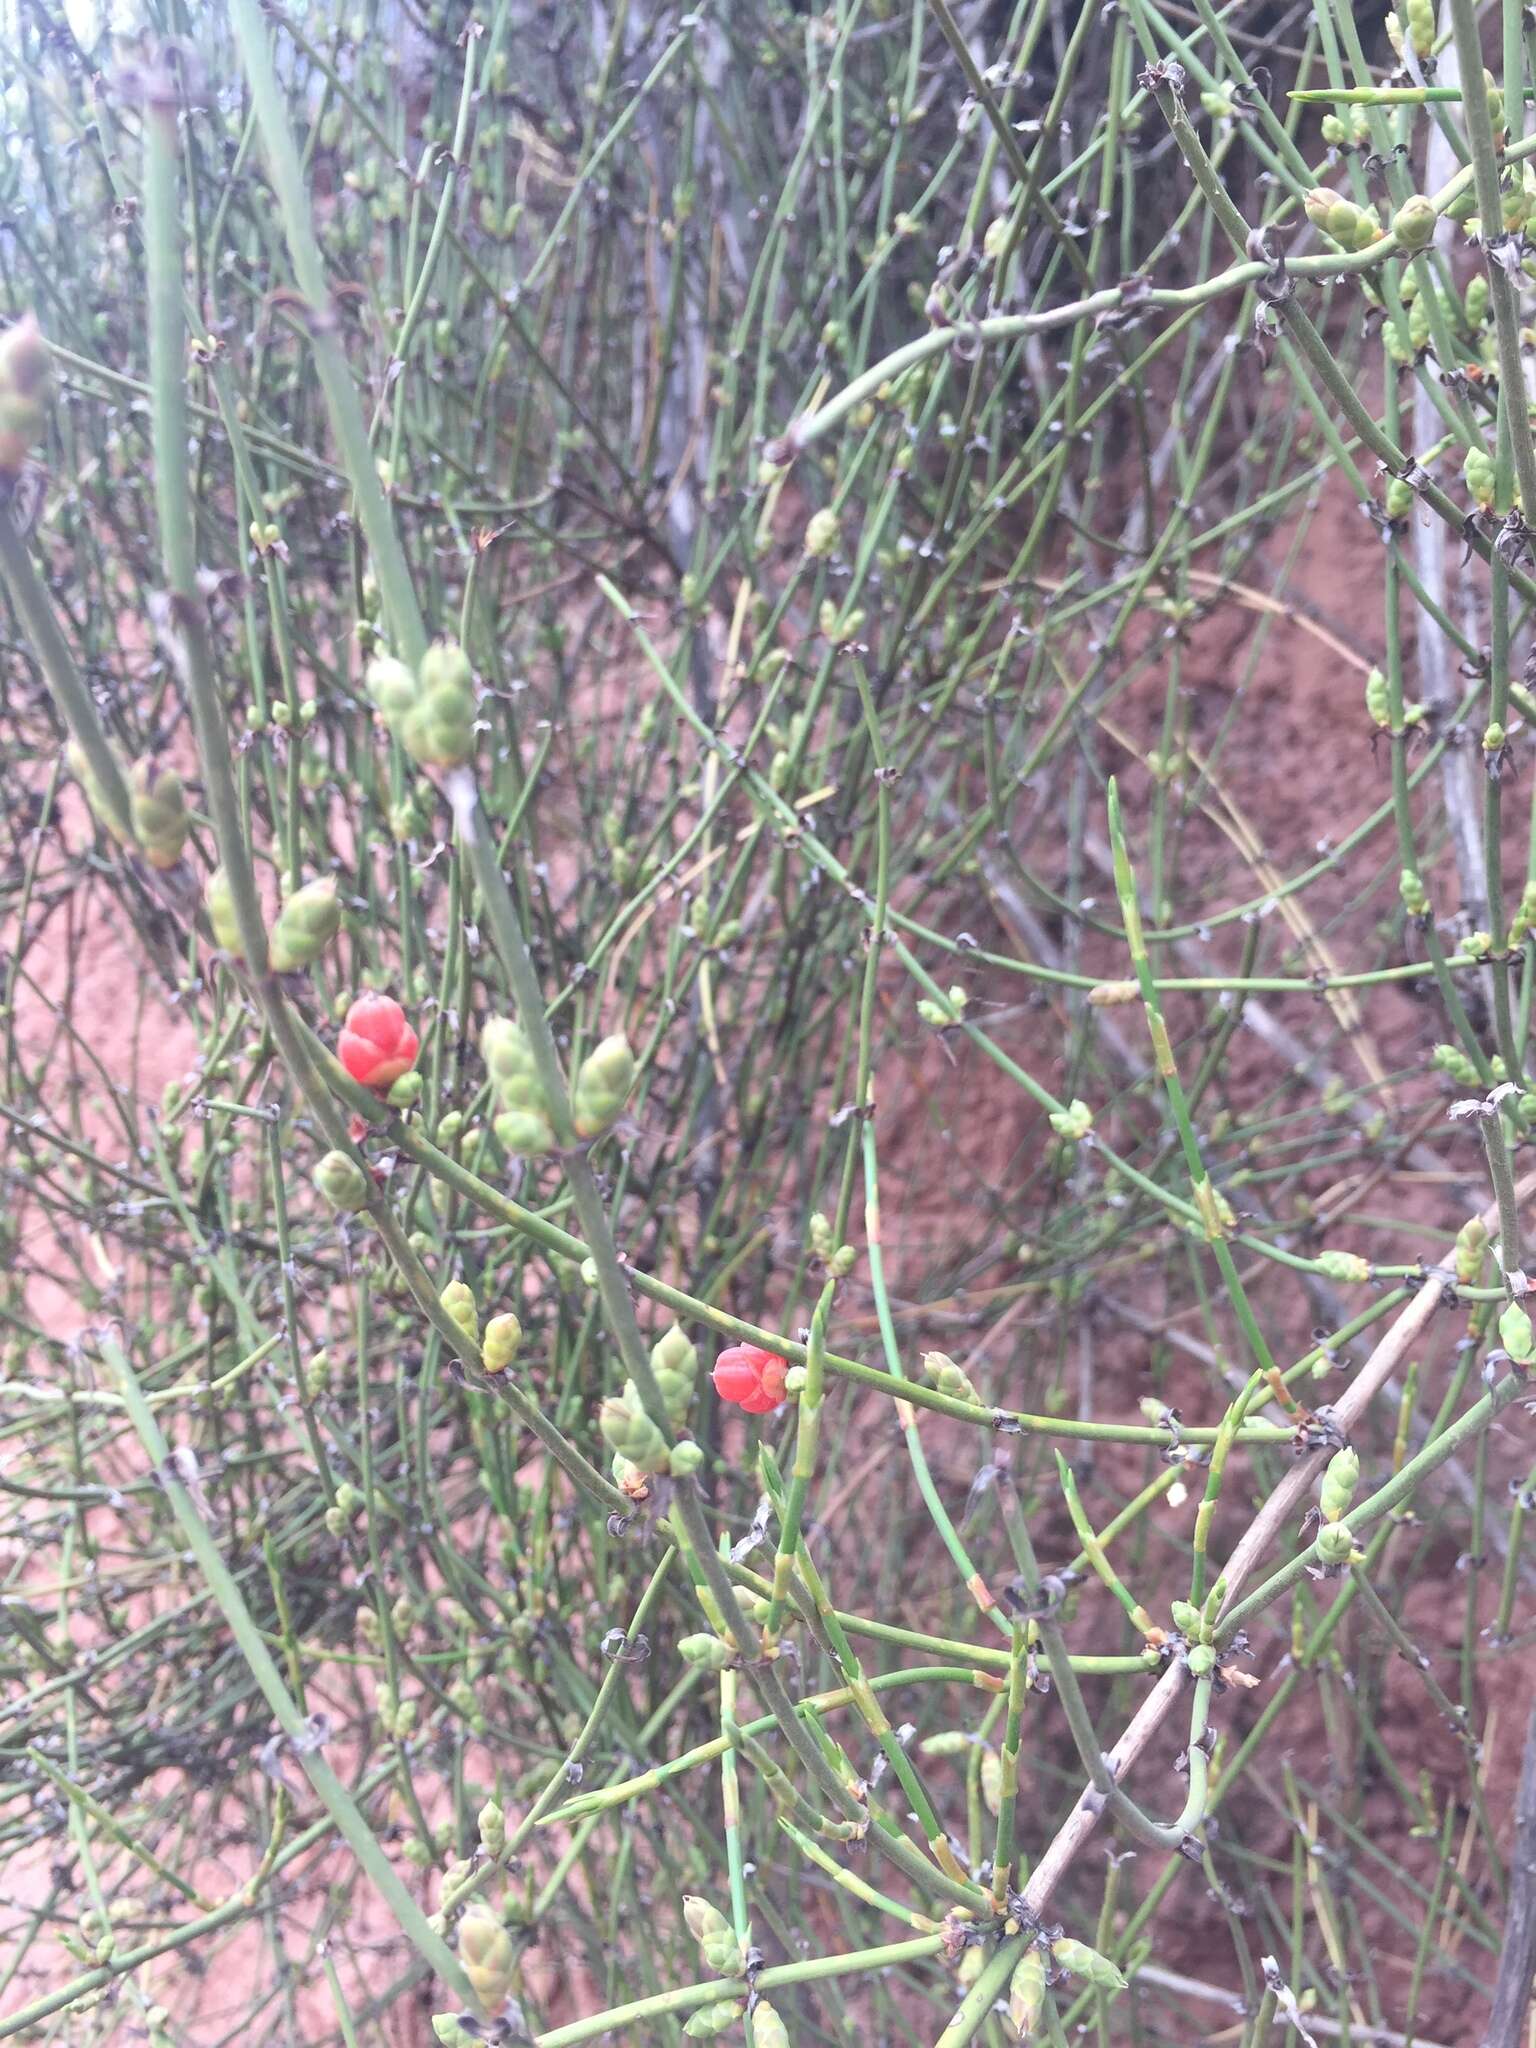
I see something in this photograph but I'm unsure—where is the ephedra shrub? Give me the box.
[4,1,1536,2043]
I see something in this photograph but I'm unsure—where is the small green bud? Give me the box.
[1009,1948,1046,2037]
[1316,1520,1360,1565]
[980,1747,1003,1816]
[803,506,840,557]
[387,1070,423,1108]
[669,1440,705,1478]
[269,876,342,973]
[922,1350,980,1405]
[1049,1098,1093,1141]
[129,759,190,869]
[1317,1250,1370,1284]
[206,867,244,955]
[314,1149,370,1213]
[1399,869,1430,918]
[572,1032,636,1138]
[1050,1937,1127,1993]
[1170,1599,1202,1638]
[1320,1445,1361,1523]
[1365,666,1391,728]
[678,1632,736,1671]
[366,653,420,725]
[598,1390,669,1472]
[750,2000,789,2048]
[458,1902,518,2013]
[1500,1299,1534,1363]
[918,1730,974,1758]
[483,1312,523,1374]
[477,1798,506,1859]
[683,2000,747,2038]
[1455,1215,1488,1284]
[440,1278,480,1351]
[495,1108,557,1155]
[1392,194,1438,252]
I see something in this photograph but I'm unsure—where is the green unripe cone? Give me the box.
[922,1350,980,1404]
[314,1149,370,1213]
[1051,1937,1127,1993]
[206,867,244,955]
[129,760,190,869]
[66,738,133,845]
[0,312,49,474]
[477,1798,506,1859]
[483,1312,523,1373]
[650,1323,698,1422]
[458,1903,518,2013]
[1392,194,1437,252]
[494,1107,557,1155]
[365,653,420,725]
[751,2001,790,2048]
[598,1391,669,1472]
[572,1032,636,1138]
[1501,1300,1534,1363]
[1320,1445,1361,1523]
[440,1279,479,1350]
[269,876,341,972]
[683,2001,747,2038]
[1009,1948,1046,2037]
[677,1631,736,1671]
[1316,1520,1359,1565]
[403,640,477,767]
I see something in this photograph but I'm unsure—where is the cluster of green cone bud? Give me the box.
[598,1384,670,1475]
[683,1999,747,2038]
[1316,1249,1370,1284]
[602,1326,700,1491]
[1009,1948,1045,2037]
[457,1902,519,2013]
[1465,446,1497,514]
[1048,1097,1093,1141]
[0,313,49,475]
[650,1324,699,1424]
[683,1895,745,1976]
[67,742,132,858]
[483,1015,555,1154]
[483,1312,522,1374]
[750,2002,789,2048]
[808,1210,857,1276]
[1390,194,1438,253]
[1456,1216,1489,1285]
[1501,1298,1535,1364]
[1364,666,1424,731]
[1385,0,1434,60]
[67,740,195,872]
[365,640,477,768]
[314,1149,370,1213]
[1303,187,1381,252]
[270,876,342,972]
[477,1798,506,1860]
[1051,1937,1127,1992]
[129,760,190,868]
[206,868,243,954]
[1320,106,1373,150]
[1316,1520,1362,1565]
[1319,1445,1360,1524]
[440,1279,479,1353]
[1509,878,1536,948]
[1007,1937,1126,2036]
[571,1032,637,1138]
[923,1350,980,1404]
